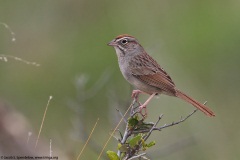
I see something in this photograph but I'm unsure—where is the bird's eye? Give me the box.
[121,39,128,44]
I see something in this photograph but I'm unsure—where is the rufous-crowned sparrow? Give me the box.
[108,34,215,117]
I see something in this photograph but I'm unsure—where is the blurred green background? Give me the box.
[0,0,240,159]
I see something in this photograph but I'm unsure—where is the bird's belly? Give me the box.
[131,77,162,94]
[118,59,162,94]
[123,72,162,94]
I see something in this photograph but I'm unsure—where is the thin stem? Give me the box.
[117,99,137,157]
[97,100,135,160]
[127,153,147,160]
[143,114,163,141]
[156,109,198,131]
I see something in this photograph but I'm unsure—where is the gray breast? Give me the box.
[118,57,162,94]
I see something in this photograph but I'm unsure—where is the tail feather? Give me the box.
[176,89,215,117]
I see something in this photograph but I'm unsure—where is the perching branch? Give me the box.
[108,98,202,160]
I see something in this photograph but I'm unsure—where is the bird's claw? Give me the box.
[139,104,148,118]
[131,90,142,99]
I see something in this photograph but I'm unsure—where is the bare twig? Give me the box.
[35,95,53,149]
[113,99,204,159]
[156,109,198,131]
[127,153,147,160]
[131,109,199,134]
[0,54,40,66]
[76,118,99,160]
[116,109,127,124]
[97,100,135,160]
[143,114,163,141]
[50,139,52,157]
[0,22,16,42]
[117,99,137,157]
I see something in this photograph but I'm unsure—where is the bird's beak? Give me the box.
[107,39,117,46]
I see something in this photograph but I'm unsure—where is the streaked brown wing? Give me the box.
[129,54,176,94]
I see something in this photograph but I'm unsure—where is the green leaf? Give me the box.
[117,143,121,149]
[106,151,120,160]
[128,134,142,148]
[128,117,139,127]
[146,141,156,148]
[143,141,156,150]
[133,121,154,133]
[118,143,128,152]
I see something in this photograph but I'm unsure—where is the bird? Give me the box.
[108,34,215,117]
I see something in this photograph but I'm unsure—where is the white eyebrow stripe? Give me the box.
[116,37,128,41]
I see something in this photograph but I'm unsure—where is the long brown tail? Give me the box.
[176,89,215,117]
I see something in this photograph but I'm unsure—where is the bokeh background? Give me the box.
[0,0,240,159]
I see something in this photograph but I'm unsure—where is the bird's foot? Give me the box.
[131,90,143,100]
[139,104,148,118]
